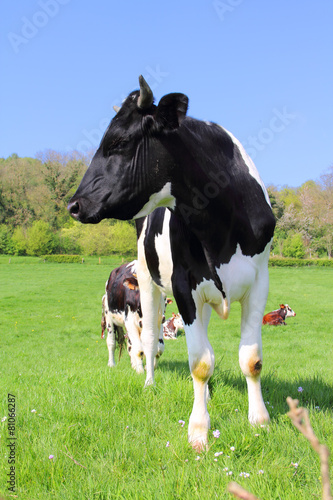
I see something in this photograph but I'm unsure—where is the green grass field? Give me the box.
[1,256,332,499]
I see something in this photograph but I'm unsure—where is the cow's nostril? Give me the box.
[68,200,80,217]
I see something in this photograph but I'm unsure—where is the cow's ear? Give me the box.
[155,93,189,130]
[124,278,139,291]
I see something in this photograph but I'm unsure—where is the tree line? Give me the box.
[0,152,332,258]
[0,151,137,256]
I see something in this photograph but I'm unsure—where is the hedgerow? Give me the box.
[269,257,333,267]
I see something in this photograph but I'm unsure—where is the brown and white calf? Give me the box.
[101,260,165,373]
[262,304,296,325]
[163,313,184,339]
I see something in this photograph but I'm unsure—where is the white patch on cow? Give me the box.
[154,209,173,293]
[126,260,137,275]
[109,310,126,328]
[220,126,271,206]
[136,216,169,386]
[133,182,175,219]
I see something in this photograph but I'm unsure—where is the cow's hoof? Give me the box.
[107,362,116,368]
[189,436,208,453]
[248,407,270,426]
[188,426,208,453]
[144,378,155,388]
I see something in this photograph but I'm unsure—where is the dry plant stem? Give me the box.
[287,397,332,500]
[227,481,260,500]
[63,445,87,469]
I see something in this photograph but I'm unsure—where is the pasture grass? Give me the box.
[0,257,332,499]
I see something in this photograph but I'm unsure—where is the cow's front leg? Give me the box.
[178,298,213,452]
[185,318,214,452]
[139,285,164,387]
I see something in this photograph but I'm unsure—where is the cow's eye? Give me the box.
[104,137,128,156]
[111,138,127,149]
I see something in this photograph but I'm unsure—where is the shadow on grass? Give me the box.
[158,359,190,377]
[211,366,333,414]
[159,356,333,415]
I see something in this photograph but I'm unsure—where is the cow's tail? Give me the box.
[115,326,126,361]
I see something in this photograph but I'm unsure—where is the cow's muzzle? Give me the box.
[67,200,81,220]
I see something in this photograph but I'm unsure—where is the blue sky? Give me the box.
[1,0,332,188]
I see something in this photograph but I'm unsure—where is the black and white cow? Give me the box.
[68,76,276,450]
[101,260,165,373]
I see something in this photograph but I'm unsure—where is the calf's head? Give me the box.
[68,76,188,223]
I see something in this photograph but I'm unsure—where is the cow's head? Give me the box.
[285,304,296,317]
[279,304,296,317]
[68,76,189,223]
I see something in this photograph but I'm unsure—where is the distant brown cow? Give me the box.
[262,304,296,325]
[163,313,184,339]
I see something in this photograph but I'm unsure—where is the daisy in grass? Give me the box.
[213,429,220,438]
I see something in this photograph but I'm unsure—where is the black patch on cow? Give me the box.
[135,216,146,240]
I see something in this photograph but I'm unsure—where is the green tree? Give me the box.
[11,227,27,255]
[36,150,87,229]
[26,220,56,256]
[283,233,305,259]
[109,221,137,255]
[0,225,14,254]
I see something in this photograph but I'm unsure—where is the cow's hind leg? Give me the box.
[185,303,214,452]
[239,269,270,425]
[106,321,116,368]
[124,314,144,374]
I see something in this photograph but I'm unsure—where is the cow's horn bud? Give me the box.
[113,105,121,113]
[137,75,153,109]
